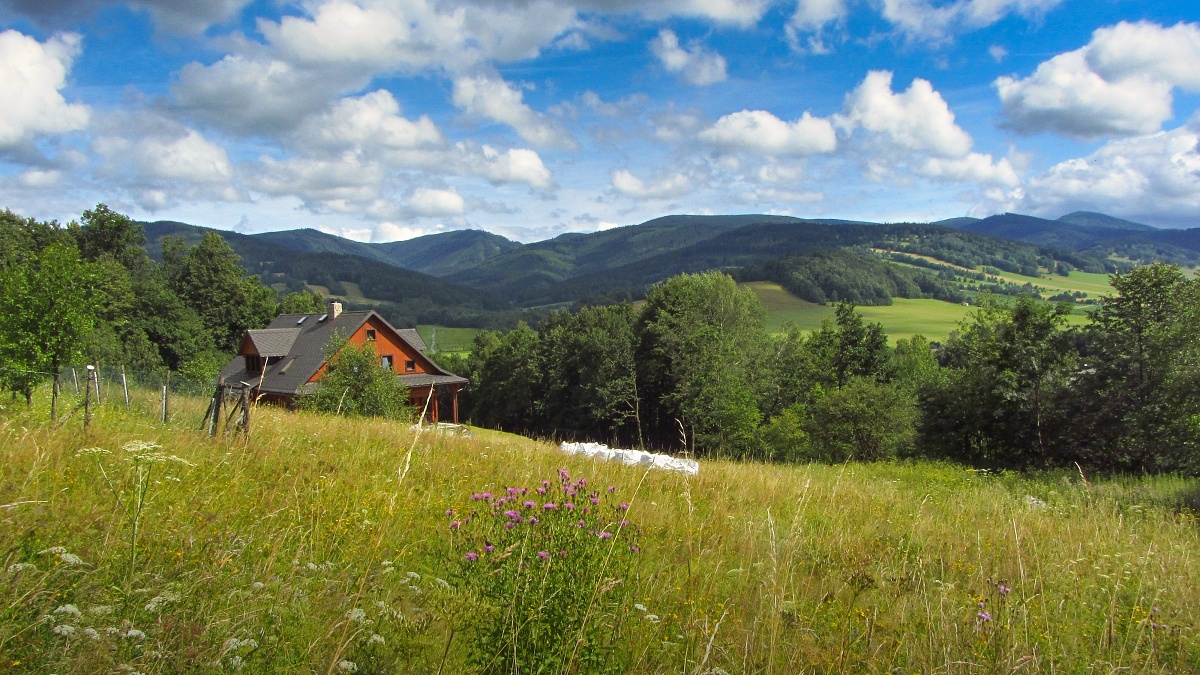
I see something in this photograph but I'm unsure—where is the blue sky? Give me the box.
[1,0,1198,242]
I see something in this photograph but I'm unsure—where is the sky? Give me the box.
[0,0,1198,243]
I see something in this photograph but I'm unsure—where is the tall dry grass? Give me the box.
[1,384,1197,673]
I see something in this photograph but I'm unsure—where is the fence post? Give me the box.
[241,386,251,437]
[71,367,79,395]
[93,364,101,405]
[83,365,93,431]
[51,370,59,422]
[164,371,171,423]
[121,366,130,408]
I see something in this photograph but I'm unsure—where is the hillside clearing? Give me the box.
[2,389,1197,672]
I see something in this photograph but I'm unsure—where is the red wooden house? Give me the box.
[219,302,467,422]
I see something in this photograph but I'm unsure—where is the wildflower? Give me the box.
[619,520,630,527]
[406,571,421,581]
[250,582,265,591]
[53,624,76,637]
[337,660,358,672]
[435,578,450,589]
[54,604,82,618]
[577,520,586,528]
[582,506,590,513]
[445,509,455,516]
[559,550,568,557]
[564,503,575,509]
[977,611,993,623]
[507,487,520,496]
[619,503,629,511]
[997,584,1010,596]
[537,487,547,494]
[484,545,495,553]
[608,486,616,493]
[306,562,319,571]
[589,495,599,504]
[630,546,640,552]
[145,591,180,613]
[449,521,461,529]
[538,551,550,559]
[523,500,536,508]
[6,562,35,574]
[543,503,557,509]
[88,605,113,616]
[598,531,612,539]
[481,492,493,500]
[346,608,368,623]
[529,517,539,525]
[125,628,147,640]
[229,656,245,670]
[542,480,550,487]
[464,552,478,562]
[645,614,660,623]
[504,522,515,530]
[58,553,85,566]
[38,546,67,555]
[368,633,385,645]
[634,603,647,612]
[83,628,100,641]
[505,510,520,519]
[558,469,569,477]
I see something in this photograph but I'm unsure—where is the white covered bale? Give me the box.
[559,442,699,475]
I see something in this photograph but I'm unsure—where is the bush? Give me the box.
[805,378,917,462]
[301,337,415,420]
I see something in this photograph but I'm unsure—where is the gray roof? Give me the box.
[246,328,302,357]
[219,310,464,396]
[400,373,468,388]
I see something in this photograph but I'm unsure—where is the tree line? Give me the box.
[0,205,323,405]
[443,267,1200,474]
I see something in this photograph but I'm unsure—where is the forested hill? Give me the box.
[140,211,1197,314]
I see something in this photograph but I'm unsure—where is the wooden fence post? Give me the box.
[51,370,59,422]
[83,366,93,431]
[93,365,101,405]
[163,371,171,423]
[241,386,251,437]
[71,367,79,395]
[121,366,130,408]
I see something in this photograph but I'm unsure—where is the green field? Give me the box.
[416,325,481,353]
[3,388,1198,672]
[744,281,1091,342]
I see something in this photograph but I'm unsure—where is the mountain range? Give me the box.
[140,211,1200,328]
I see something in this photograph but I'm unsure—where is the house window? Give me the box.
[366,329,377,341]
[405,359,416,372]
[381,354,394,370]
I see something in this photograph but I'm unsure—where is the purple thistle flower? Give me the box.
[577,520,586,528]
[977,611,993,623]
[505,510,520,519]
[507,487,520,496]
[445,509,455,516]
[619,520,630,527]
[589,495,599,504]
[529,517,539,524]
[607,486,616,493]
[464,552,478,562]
[581,506,590,513]
[449,521,461,529]
[998,584,1011,596]
[542,480,550,487]
[598,531,612,539]
[536,487,547,494]
[504,522,514,530]
[484,545,495,552]
[523,500,536,508]
[537,551,550,559]
[481,492,493,500]
[630,545,640,552]
[558,469,569,478]
[566,489,577,497]
[543,503,557,509]
[497,497,507,505]
[559,550,568,557]
[564,503,575,509]
[619,503,629,511]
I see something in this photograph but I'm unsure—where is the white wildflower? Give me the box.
[435,578,449,589]
[1024,495,1047,509]
[52,624,77,636]
[38,546,67,555]
[368,633,385,645]
[405,571,420,581]
[634,603,647,612]
[76,447,111,457]
[227,655,245,671]
[346,608,368,623]
[645,614,661,623]
[250,582,264,591]
[89,605,114,616]
[306,563,319,571]
[145,591,180,613]
[380,560,393,567]
[7,562,36,574]
[337,660,357,673]
[125,628,146,640]
[53,604,82,618]
[58,553,85,566]
[83,628,100,640]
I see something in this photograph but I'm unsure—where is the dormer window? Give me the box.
[405,359,416,373]
[381,355,394,371]
[366,329,377,341]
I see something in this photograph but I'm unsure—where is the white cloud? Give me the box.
[700,110,837,155]
[919,152,1019,186]
[408,187,465,216]
[246,154,386,213]
[786,0,845,53]
[17,169,62,188]
[650,29,728,86]
[610,169,693,200]
[988,44,1007,62]
[996,21,1200,139]
[0,30,88,150]
[293,90,443,154]
[370,221,433,242]
[452,75,577,149]
[1021,117,1200,223]
[469,145,554,189]
[880,0,1063,42]
[838,70,972,158]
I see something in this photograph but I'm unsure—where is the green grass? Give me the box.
[415,325,481,354]
[3,386,1199,672]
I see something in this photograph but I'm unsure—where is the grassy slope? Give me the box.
[415,325,480,353]
[2,388,1198,673]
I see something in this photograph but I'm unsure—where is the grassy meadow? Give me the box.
[2,385,1199,673]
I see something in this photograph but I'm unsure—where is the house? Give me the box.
[219,301,468,422]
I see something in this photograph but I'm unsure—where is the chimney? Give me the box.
[330,301,342,319]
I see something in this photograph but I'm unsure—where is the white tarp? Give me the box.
[559,442,699,475]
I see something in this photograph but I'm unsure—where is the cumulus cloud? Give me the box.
[292,90,443,154]
[407,187,465,216]
[246,153,387,214]
[786,0,846,53]
[91,111,239,210]
[880,0,1063,42]
[0,30,88,150]
[467,144,554,189]
[996,21,1200,138]
[1021,117,1200,223]
[452,75,577,149]
[838,70,972,158]
[918,152,1019,186]
[1,0,252,33]
[650,29,728,86]
[611,169,693,199]
[700,109,837,155]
